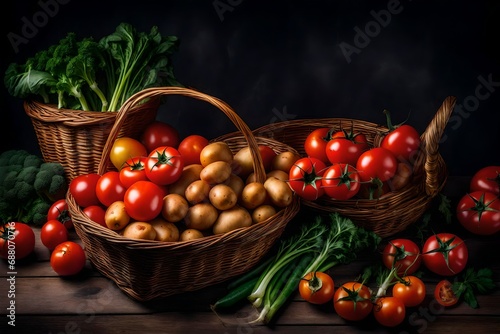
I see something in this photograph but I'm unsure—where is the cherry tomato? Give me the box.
[47,199,73,230]
[456,191,500,235]
[95,171,127,207]
[299,271,335,305]
[177,134,209,165]
[304,128,334,164]
[422,233,468,276]
[69,173,101,208]
[434,279,459,307]
[321,163,360,200]
[0,222,35,260]
[258,145,278,172]
[288,157,326,201]
[381,238,422,276]
[119,156,148,189]
[40,219,69,250]
[392,276,426,307]
[373,296,406,327]
[145,146,184,186]
[82,205,107,228]
[470,166,500,195]
[140,120,180,153]
[326,129,369,166]
[380,110,421,162]
[50,241,86,276]
[333,282,373,321]
[124,180,166,221]
[356,147,398,182]
[110,137,147,171]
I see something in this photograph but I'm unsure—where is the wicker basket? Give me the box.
[246,96,457,238]
[24,98,160,181]
[67,87,301,301]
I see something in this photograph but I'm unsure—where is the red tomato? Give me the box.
[380,110,421,162]
[110,137,148,171]
[298,271,335,305]
[422,233,468,276]
[119,156,148,189]
[145,146,184,186]
[304,128,335,164]
[50,241,86,276]
[321,163,360,200]
[457,191,500,235]
[326,129,369,166]
[177,134,209,165]
[434,279,459,307]
[0,222,35,260]
[141,121,180,153]
[356,147,398,182]
[95,171,127,207]
[258,145,277,172]
[40,219,69,250]
[470,166,500,195]
[69,173,101,207]
[124,180,166,221]
[47,199,73,230]
[392,276,426,307]
[373,296,406,327]
[333,282,373,321]
[288,157,327,201]
[381,238,422,276]
[82,205,107,228]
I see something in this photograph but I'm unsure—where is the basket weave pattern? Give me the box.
[24,98,160,180]
[249,97,457,238]
[67,87,301,301]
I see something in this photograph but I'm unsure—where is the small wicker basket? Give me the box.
[247,96,457,238]
[24,98,160,181]
[67,87,301,301]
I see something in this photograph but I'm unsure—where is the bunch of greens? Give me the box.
[4,22,181,112]
[212,213,381,324]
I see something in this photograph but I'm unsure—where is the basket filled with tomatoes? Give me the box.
[247,96,457,238]
[66,86,301,301]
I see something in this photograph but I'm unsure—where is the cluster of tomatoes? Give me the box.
[293,113,421,201]
[456,165,500,235]
[68,120,300,242]
[298,232,469,328]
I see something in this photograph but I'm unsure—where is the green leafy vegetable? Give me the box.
[452,267,496,308]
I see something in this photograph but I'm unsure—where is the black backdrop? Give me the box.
[2,0,499,176]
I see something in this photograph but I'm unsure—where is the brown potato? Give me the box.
[212,205,252,235]
[199,141,233,167]
[184,179,211,205]
[168,164,203,196]
[184,203,219,231]
[224,173,245,198]
[209,184,237,210]
[271,151,301,173]
[200,161,232,185]
[252,204,277,223]
[161,193,189,222]
[149,217,180,242]
[388,162,413,191]
[105,200,130,231]
[179,228,204,241]
[266,169,289,182]
[264,177,293,208]
[122,221,157,240]
[240,182,267,209]
[232,146,254,178]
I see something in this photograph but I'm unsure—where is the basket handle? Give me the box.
[416,96,457,196]
[99,87,267,183]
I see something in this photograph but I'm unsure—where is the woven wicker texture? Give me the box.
[67,87,301,301]
[24,98,160,181]
[247,96,457,238]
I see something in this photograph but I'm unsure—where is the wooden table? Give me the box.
[1,177,499,334]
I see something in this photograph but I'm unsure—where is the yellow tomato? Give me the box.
[110,137,147,170]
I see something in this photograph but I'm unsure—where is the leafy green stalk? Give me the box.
[452,267,496,308]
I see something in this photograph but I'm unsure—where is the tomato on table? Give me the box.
[469,165,500,195]
[434,279,459,307]
[47,199,73,230]
[40,219,69,250]
[373,296,406,327]
[299,271,335,305]
[456,191,500,235]
[0,222,35,260]
[422,233,468,276]
[177,134,209,165]
[326,128,369,166]
[50,241,86,276]
[304,127,335,164]
[69,173,101,208]
[288,157,327,201]
[95,171,127,207]
[333,282,373,321]
[145,146,184,186]
[381,238,422,276]
[392,275,426,307]
[140,120,180,153]
[110,137,148,171]
[321,163,360,200]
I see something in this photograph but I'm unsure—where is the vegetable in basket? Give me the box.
[4,22,181,112]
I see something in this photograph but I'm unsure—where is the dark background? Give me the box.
[2,0,499,176]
